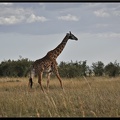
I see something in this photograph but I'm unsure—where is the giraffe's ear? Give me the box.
[69,31,71,35]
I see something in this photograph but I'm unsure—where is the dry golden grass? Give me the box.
[0,76,120,117]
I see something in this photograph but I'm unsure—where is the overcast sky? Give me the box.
[0,2,120,66]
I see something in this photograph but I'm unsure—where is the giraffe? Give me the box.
[28,31,78,92]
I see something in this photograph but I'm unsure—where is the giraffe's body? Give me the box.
[29,31,78,92]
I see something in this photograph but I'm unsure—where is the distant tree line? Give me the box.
[0,57,120,78]
[0,57,33,77]
[58,60,120,78]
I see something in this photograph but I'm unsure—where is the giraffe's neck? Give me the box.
[47,34,69,60]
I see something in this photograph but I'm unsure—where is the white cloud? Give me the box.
[94,9,110,17]
[0,7,32,17]
[107,32,120,38]
[0,16,24,25]
[0,7,33,25]
[0,5,48,25]
[58,14,79,21]
[0,3,13,6]
[113,11,120,16]
[26,14,48,23]
[94,32,120,38]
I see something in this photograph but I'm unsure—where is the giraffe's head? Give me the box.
[67,31,78,41]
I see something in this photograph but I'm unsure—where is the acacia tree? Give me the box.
[91,61,104,76]
[58,60,88,78]
[58,61,78,78]
[104,61,120,77]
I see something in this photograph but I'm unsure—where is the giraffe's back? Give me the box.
[33,57,54,74]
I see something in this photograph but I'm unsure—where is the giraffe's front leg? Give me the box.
[53,65,64,90]
[38,72,45,93]
[56,71,64,89]
[47,72,51,92]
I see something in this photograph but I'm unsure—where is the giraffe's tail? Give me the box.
[28,65,34,89]
[29,77,33,88]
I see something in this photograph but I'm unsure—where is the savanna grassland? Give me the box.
[0,76,120,117]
